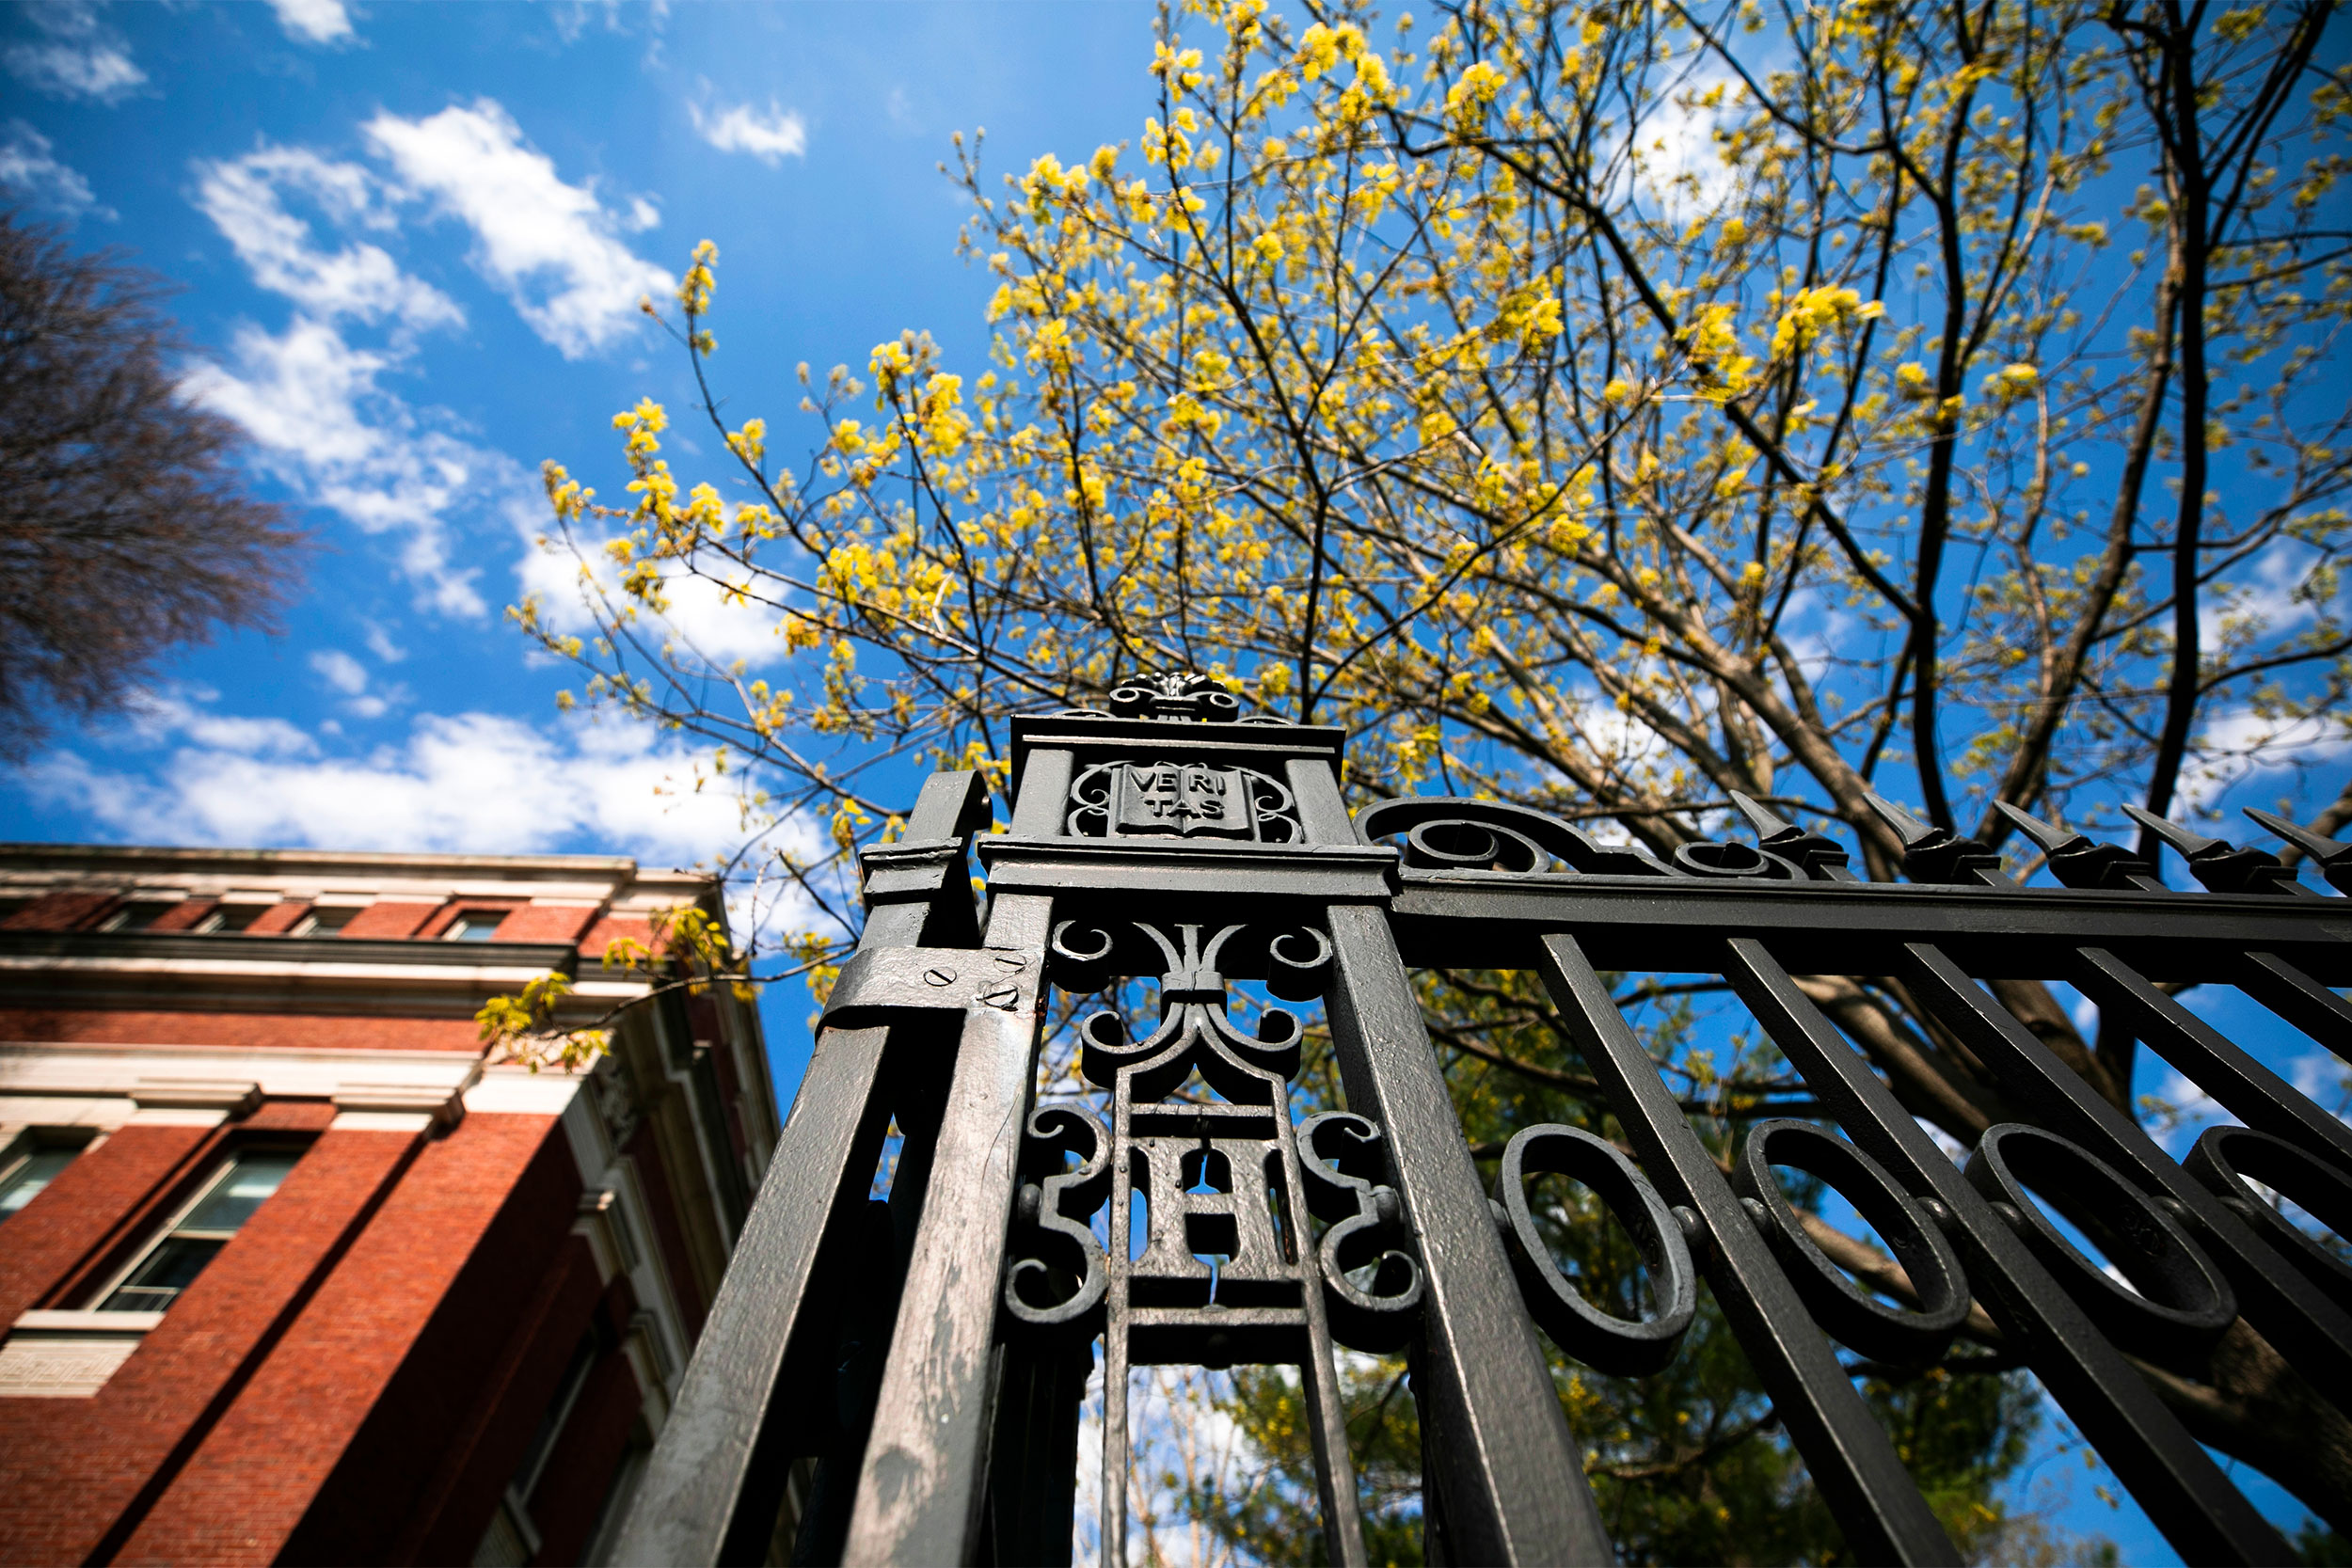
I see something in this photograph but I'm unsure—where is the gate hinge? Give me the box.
[820,943,1040,1030]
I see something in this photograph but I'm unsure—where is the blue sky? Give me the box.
[2,1,1156,883]
[0,2,2340,1557]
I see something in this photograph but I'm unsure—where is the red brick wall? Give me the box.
[525,1289,647,1567]
[147,899,217,932]
[0,1008,482,1052]
[578,913,655,959]
[338,901,441,939]
[272,1115,585,1565]
[244,899,308,935]
[497,903,599,944]
[1,891,118,930]
[0,1120,418,1565]
[120,1111,570,1566]
[402,1240,605,1565]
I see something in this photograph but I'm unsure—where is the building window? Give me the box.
[193,903,269,935]
[100,899,180,932]
[475,1326,603,1565]
[96,1149,300,1312]
[291,905,356,938]
[446,911,508,942]
[0,1143,79,1226]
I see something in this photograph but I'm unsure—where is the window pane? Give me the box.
[450,912,505,941]
[179,1152,299,1233]
[0,1148,78,1223]
[102,1236,225,1310]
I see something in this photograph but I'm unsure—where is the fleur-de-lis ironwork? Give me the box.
[1000,919,1421,1568]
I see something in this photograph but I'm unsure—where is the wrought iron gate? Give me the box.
[611,677,2352,1566]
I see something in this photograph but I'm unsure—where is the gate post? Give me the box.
[610,770,993,1566]
[1323,902,1614,1565]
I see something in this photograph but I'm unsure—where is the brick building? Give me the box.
[0,842,779,1565]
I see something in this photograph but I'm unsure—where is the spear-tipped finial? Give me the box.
[1862,791,2009,886]
[2122,804,2302,895]
[2244,808,2352,895]
[1993,801,2160,891]
[1727,792,1855,880]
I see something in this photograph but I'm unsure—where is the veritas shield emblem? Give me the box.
[1112,763,1255,838]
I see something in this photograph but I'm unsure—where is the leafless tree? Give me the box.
[0,211,305,756]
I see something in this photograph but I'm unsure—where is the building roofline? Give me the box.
[0,842,689,879]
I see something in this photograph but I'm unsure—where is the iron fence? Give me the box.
[612,676,2352,1566]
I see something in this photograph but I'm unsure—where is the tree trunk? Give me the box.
[2129,1319,2352,1535]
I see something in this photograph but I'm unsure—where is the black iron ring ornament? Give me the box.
[1004,1104,1112,1333]
[1490,1124,1697,1376]
[1967,1122,2237,1364]
[1734,1119,1971,1365]
[1297,1112,1425,1353]
[2185,1125,2352,1312]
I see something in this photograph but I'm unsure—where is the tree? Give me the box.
[0,211,305,756]
[507,0,2352,1544]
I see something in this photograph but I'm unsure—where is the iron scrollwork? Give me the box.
[999,918,1422,1567]
[1056,670,1294,725]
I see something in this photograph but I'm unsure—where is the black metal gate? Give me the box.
[611,678,2352,1566]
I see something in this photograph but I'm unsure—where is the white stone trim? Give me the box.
[463,1067,583,1117]
[126,1106,231,1128]
[0,1095,135,1131]
[0,1043,482,1106]
[555,1070,691,1399]
[620,1310,674,1434]
[0,1310,162,1399]
[329,1110,436,1132]
[16,1308,164,1332]
[132,1078,262,1113]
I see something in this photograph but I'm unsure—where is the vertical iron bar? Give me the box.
[1896,942,2352,1402]
[2071,947,2352,1170]
[1323,905,1613,1567]
[1722,938,2287,1565]
[1535,934,1962,1568]
[842,892,1057,1565]
[2236,951,2352,1066]
[611,775,990,1567]
[1102,1091,1133,1568]
[1012,749,1076,837]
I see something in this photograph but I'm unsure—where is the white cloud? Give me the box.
[309,646,401,718]
[690,100,807,166]
[515,509,788,670]
[28,699,774,869]
[362,622,407,663]
[186,315,500,617]
[0,119,107,219]
[310,648,369,695]
[364,100,671,357]
[267,0,354,45]
[1618,64,1743,220]
[194,146,462,330]
[4,3,143,103]
[2291,1053,2350,1123]
[119,692,316,759]
[2151,1068,2230,1155]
